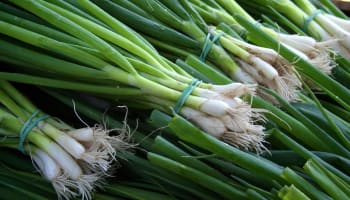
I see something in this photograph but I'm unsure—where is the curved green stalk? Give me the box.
[190,0,238,25]
[297,74,350,151]
[0,88,27,120]
[318,0,348,19]
[260,87,349,157]
[41,1,165,71]
[0,20,128,72]
[148,152,248,200]
[0,11,85,46]
[0,73,141,97]
[10,0,136,74]
[217,0,255,22]
[0,39,107,80]
[76,0,174,72]
[45,0,104,26]
[272,129,350,184]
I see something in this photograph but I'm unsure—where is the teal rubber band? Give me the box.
[199,33,212,61]
[253,21,262,28]
[302,9,323,33]
[199,32,223,62]
[173,79,201,114]
[18,110,49,153]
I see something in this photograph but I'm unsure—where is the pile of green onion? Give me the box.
[0,0,350,199]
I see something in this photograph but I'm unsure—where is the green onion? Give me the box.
[0,81,131,199]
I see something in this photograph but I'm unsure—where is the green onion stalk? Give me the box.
[0,0,267,152]
[0,81,131,199]
[303,158,350,199]
[204,0,336,75]
[278,185,311,200]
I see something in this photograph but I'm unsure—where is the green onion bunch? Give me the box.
[0,81,130,199]
[217,0,335,72]
[99,0,303,101]
[237,0,350,58]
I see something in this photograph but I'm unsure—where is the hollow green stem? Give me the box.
[0,73,141,96]
[77,0,173,71]
[42,1,166,71]
[10,0,136,74]
[148,152,248,199]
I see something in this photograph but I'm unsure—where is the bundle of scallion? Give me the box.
[212,0,335,70]
[237,0,350,58]
[190,0,335,74]
[0,0,266,152]
[211,28,301,101]
[197,0,339,80]
[0,142,185,200]
[218,8,350,116]
[0,81,130,199]
[232,0,350,86]
[95,0,302,101]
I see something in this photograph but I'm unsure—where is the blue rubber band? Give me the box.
[173,79,201,114]
[302,9,323,33]
[199,32,223,62]
[18,110,49,153]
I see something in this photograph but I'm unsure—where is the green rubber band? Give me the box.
[199,32,223,62]
[302,9,323,33]
[18,110,49,153]
[173,79,201,114]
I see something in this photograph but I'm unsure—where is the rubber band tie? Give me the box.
[199,32,223,62]
[173,79,201,114]
[253,21,263,28]
[302,9,323,33]
[18,110,49,153]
